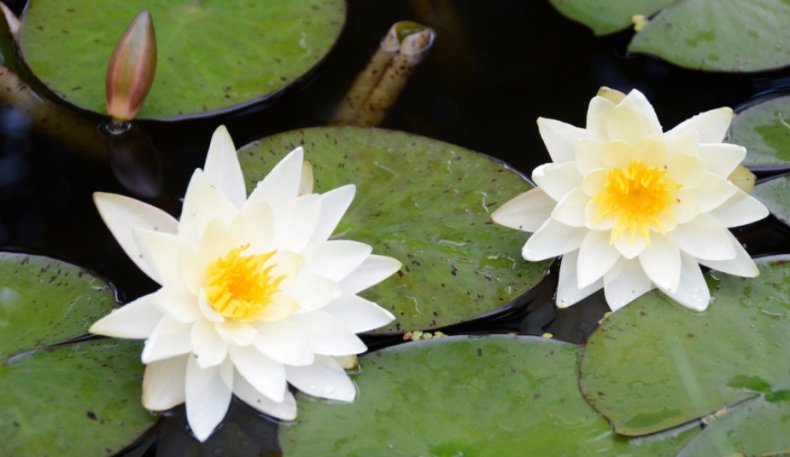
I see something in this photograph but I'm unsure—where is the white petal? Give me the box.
[603,259,654,311]
[577,230,620,288]
[532,162,582,202]
[585,96,616,141]
[196,219,237,268]
[215,321,258,346]
[282,273,342,312]
[698,231,758,278]
[302,240,372,282]
[669,107,733,143]
[93,192,178,281]
[271,194,322,252]
[675,190,700,225]
[658,254,710,311]
[556,250,602,308]
[537,117,586,163]
[233,374,296,421]
[607,90,661,142]
[710,189,769,228]
[89,293,163,339]
[142,355,188,411]
[247,147,304,207]
[291,310,367,356]
[299,160,314,196]
[180,246,204,296]
[178,170,237,244]
[581,168,608,197]
[185,357,233,442]
[254,318,314,366]
[671,213,736,261]
[551,187,589,227]
[134,229,189,287]
[600,140,637,169]
[141,317,193,363]
[230,202,275,254]
[340,255,401,294]
[285,355,356,402]
[694,172,738,212]
[309,184,356,244]
[662,129,700,158]
[191,319,228,368]
[638,235,681,292]
[575,140,605,174]
[491,187,555,232]
[699,143,746,178]
[229,346,287,402]
[150,286,200,324]
[665,154,706,188]
[613,234,647,259]
[522,219,585,261]
[203,125,246,208]
[323,294,395,333]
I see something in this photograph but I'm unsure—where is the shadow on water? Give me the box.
[0,0,788,455]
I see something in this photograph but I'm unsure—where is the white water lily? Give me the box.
[90,125,400,441]
[492,89,768,312]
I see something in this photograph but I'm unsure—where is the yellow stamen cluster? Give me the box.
[205,244,283,322]
[593,160,681,245]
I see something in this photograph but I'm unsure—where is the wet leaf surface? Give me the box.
[548,0,673,36]
[752,175,790,227]
[676,397,790,457]
[0,252,155,456]
[549,0,790,72]
[18,0,346,119]
[730,94,790,168]
[579,256,790,437]
[280,335,698,456]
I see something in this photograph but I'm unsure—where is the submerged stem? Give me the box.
[330,21,436,127]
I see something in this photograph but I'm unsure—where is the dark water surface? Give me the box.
[0,0,789,455]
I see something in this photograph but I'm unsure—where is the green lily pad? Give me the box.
[549,0,790,72]
[0,252,155,456]
[729,95,790,168]
[676,397,790,457]
[238,127,549,334]
[629,0,790,72]
[548,0,673,36]
[579,255,790,436]
[752,175,790,226]
[280,335,698,456]
[18,0,345,119]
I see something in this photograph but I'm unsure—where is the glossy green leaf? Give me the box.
[238,127,549,334]
[280,335,698,456]
[729,95,790,167]
[548,0,673,36]
[579,256,790,436]
[628,0,790,72]
[752,175,790,226]
[677,398,790,457]
[18,0,345,119]
[0,252,155,456]
[549,0,790,72]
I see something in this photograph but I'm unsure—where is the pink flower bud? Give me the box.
[105,11,157,121]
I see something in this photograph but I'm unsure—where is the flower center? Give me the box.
[592,160,680,245]
[205,244,283,322]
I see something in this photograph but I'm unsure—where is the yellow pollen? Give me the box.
[592,160,681,245]
[205,244,283,322]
